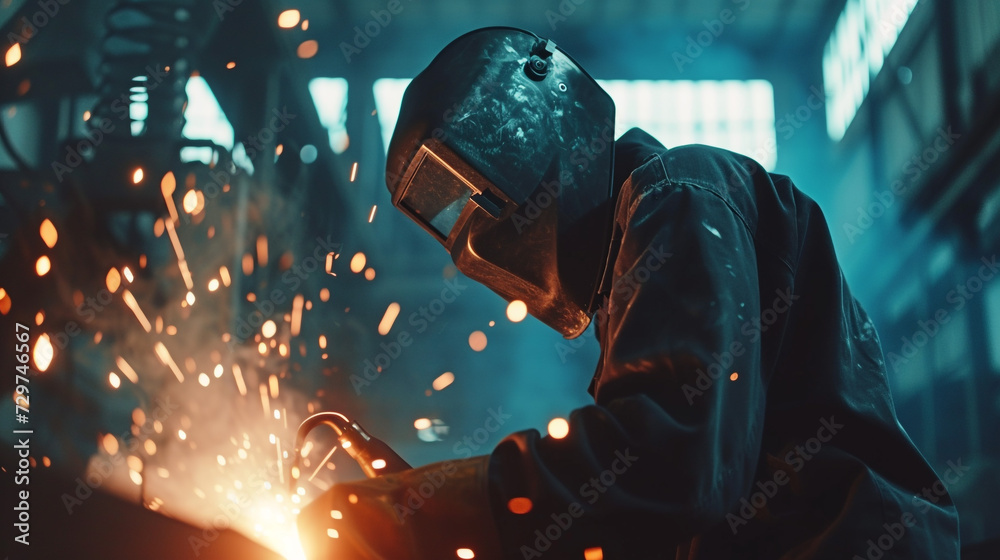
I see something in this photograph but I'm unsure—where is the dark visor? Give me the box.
[397,149,475,239]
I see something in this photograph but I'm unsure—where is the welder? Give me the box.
[300,27,960,559]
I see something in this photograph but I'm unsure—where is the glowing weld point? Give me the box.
[371,459,387,470]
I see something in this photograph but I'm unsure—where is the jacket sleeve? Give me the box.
[488,156,769,558]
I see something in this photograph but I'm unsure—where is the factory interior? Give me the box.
[1,0,999,558]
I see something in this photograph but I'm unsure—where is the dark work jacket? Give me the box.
[488,128,960,559]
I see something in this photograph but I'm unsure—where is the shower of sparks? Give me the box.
[121,289,153,332]
[116,356,139,384]
[153,342,184,383]
[291,294,304,336]
[368,205,377,223]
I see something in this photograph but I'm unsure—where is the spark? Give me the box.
[116,357,139,383]
[213,364,223,378]
[377,303,400,335]
[123,266,134,283]
[368,205,377,223]
[122,289,152,332]
[109,372,121,389]
[318,335,326,349]
[132,168,144,184]
[39,219,57,248]
[243,254,254,275]
[257,235,268,266]
[325,253,337,276]
[432,372,455,391]
[33,334,53,371]
[102,434,119,455]
[106,268,122,293]
[319,288,330,301]
[468,331,487,351]
[506,300,528,322]
[350,162,358,182]
[219,266,231,286]
[414,418,432,430]
[275,438,285,484]
[297,40,318,59]
[260,384,271,417]
[35,256,51,276]
[154,342,184,382]
[160,172,179,220]
[291,294,304,336]
[232,364,247,396]
[6,43,22,66]
[309,446,338,482]
[208,279,219,291]
[226,61,236,69]
[547,418,570,439]
[186,291,196,305]
[198,373,210,387]
[277,9,300,28]
[269,374,279,398]
[164,220,194,290]
[34,310,44,325]
[262,320,277,338]
[350,252,366,273]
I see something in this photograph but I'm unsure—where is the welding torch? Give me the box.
[289,412,411,491]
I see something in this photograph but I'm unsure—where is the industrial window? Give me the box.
[373,78,777,170]
[598,79,776,171]
[180,76,235,164]
[308,77,349,154]
[823,0,920,141]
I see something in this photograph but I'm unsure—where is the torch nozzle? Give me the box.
[289,411,411,492]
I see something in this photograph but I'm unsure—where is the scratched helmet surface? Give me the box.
[386,27,616,338]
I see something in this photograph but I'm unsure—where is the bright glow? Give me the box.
[371,459,387,470]
[547,418,570,439]
[185,291,196,305]
[181,77,235,163]
[33,333,53,371]
[507,497,533,514]
[278,9,301,28]
[598,79,776,170]
[414,418,432,430]
[297,40,319,59]
[6,43,21,66]
[823,0,920,140]
[178,429,187,440]
[208,278,219,291]
[584,547,604,560]
[123,266,134,283]
[506,300,528,322]
[350,252,366,273]
[730,372,739,381]
[198,373,210,387]
[364,268,375,281]
[378,303,401,335]
[109,372,121,389]
[308,78,349,154]
[457,548,475,559]
[39,219,57,248]
[432,372,455,391]
[132,167,144,184]
[262,320,277,338]
[213,364,223,378]
[468,331,487,352]
[35,256,51,276]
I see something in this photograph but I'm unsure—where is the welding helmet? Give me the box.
[386,27,616,338]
